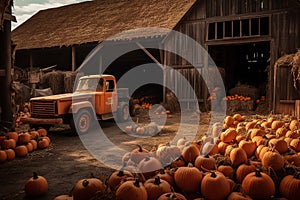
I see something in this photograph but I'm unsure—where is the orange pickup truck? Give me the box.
[21,74,129,134]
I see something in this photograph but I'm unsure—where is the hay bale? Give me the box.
[229,84,259,101]
[40,71,64,94]
[63,71,77,93]
[227,100,254,112]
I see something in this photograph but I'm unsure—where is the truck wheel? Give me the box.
[117,104,130,122]
[71,109,94,134]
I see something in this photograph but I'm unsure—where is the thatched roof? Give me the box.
[12,0,197,50]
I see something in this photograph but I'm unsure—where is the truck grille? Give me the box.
[31,101,57,117]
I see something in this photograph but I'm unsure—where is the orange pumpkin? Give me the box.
[280,172,300,200]
[130,145,149,164]
[5,131,19,142]
[144,176,171,200]
[37,128,47,136]
[157,192,187,200]
[0,150,7,163]
[38,138,50,149]
[217,165,234,179]
[3,139,16,149]
[201,171,231,200]
[19,132,31,144]
[25,172,48,196]
[5,149,15,161]
[230,147,247,167]
[15,145,28,157]
[107,170,133,192]
[236,162,256,183]
[72,178,106,200]
[220,128,237,143]
[174,164,202,193]
[242,170,275,200]
[262,151,284,171]
[195,154,216,171]
[290,138,300,152]
[238,140,256,158]
[116,179,147,200]
[181,144,199,163]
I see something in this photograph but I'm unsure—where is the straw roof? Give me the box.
[12,0,197,50]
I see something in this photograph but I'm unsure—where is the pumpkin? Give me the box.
[29,130,39,139]
[171,157,186,168]
[5,131,19,142]
[276,127,288,137]
[136,127,146,135]
[271,120,285,131]
[261,121,272,129]
[5,149,15,161]
[25,172,48,196]
[262,150,284,171]
[290,138,300,152]
[249,128,265,139]
[224,145,235,157]
[227,192,252,200]
[144,176,171,200]
[19,132,31,144]
[130,145,149,164]
[258,146,271,161]
[201,171,230,200]
[156,143,181,166]
[156,169,174,186]
[238,140,256,158]
[269,138,288,154]
[217,141,229,155]
[53,194,73,200]
[26,142,34,153]
[201,139,218,156]
[29,139,38,150]
[230,147,247,167]
[38,138,50,149]
[174,163,202,193]
[157,192,187,200]
[279,172,300,200]
[124,125,133,133]
[245,122,257,131]
[289,119,300,131]
[0,150,7,163]
[225,116,235,126]
[137,157,163,179]
[37,128,47,136]
[217,165,234,179]
[286,130,300,138]
[285,153,300,167]
[255,144,265,159]
[233,113,244,122]
[236,162,256,183]
[194,154,216,171]
[3,138,16,149]
[236,134,246,143]
[73,178,106,200]
[177,137,188,147]
[116,178,147,200]
[242,170,275,200]
[107,169,133,191]
[15,145,28,157]
[220,128,237,143]
[181,144,199,163]
[251,136,266,146]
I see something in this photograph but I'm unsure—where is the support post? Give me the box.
[71,46,76,71]
[0,5,13,129]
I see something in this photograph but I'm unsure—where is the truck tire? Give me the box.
[71,109,94,134]
[117,104,129,122]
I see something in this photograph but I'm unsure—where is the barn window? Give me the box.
[206,16,270,40]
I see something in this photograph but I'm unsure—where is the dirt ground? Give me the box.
[0,110,212,200]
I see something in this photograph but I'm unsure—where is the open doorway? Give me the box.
[208,41,270,97]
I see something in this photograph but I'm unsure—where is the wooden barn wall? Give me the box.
[164,0,300,110]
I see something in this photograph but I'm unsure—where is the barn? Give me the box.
[12,0,300,114]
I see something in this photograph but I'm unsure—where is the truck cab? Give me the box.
[21,74,129,134]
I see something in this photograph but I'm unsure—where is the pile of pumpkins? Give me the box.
[52,114,300,200]
[0,128,51,163]
[223,94,252,101]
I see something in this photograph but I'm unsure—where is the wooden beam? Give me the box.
[71,46,76,71]
[136,42,163,69]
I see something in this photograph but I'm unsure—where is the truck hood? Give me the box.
[30,92,99,101]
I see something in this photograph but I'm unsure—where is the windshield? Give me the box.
[76,78,103,91]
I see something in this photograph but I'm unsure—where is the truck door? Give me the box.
[103,79,117,113]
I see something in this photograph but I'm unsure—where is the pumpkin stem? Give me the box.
[134,178,140,187]
[33,172,38,180]
[154,176,161,185]
[187,163,193,167]
[137,144,143,152]
[117,170,124,177]
[254,169,262,177]
[145,156,150,161]
[210,171,217,178]
[82,179,89,187]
